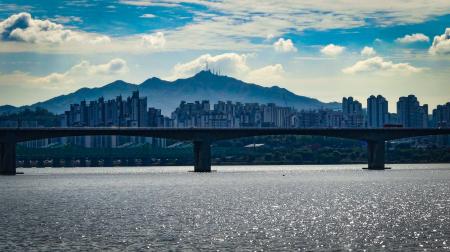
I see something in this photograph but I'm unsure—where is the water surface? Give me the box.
[1,164,449,250]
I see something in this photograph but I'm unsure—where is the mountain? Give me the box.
[0,71,340,115]
[0,105,21,115]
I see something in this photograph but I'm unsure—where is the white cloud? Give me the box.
[342,56,423,74]
[172,53,250,78]
[142,32,166,49]
[90,35,112,44]
[37,58,129,84]
[429,28,450,55]
[0,59,130,105]
[140,14,156,18]
[120,1,450,29]
[320,44,345,56]
[0,12,109,45]
[360,46,376,57]
[273,38,297,53]
[0,58,129,100]
[2,1,450,53]
[126,0,450,52]
[0,12,81,43]
[395,33,429,44]
[246,64,285,85]
[0,14,165,53]
[170,53,285,86]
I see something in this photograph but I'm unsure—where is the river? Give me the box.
[1,164,449,250]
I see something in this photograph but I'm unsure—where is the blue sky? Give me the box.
[0,0,449,112]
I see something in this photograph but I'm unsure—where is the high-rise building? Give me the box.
[62,90,171,148]
[291,110,319,128]
[367,95,388,128]
[148,107,164,127]
[432,102,450,146]
[432,102,450,128]
[397,95,428,128]
[130,91,140,127]
[138,97,148,127]
[261,103,276,127]
[343,97,362,115]
[342,97,364,128]
[80,100,88,126]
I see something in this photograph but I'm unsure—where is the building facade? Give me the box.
[342,97,365,128]
[367,95,388,128]
[397,95,428,128]
[62,91,170,148]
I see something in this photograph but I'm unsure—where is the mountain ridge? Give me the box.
[0,71,340,116]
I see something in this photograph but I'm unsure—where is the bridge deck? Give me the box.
[1,127,449,175]
[1,127,449,142]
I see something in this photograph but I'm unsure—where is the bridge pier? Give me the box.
[193,140,211,172]
[0,142,16,175]
[367,140,385,170]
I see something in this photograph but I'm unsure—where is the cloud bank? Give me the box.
[342,56,423,74]
[321,44,345,56]
[171,53,285,86]
[0,58,128,93]
[142,31,166,49]
[360,46,376,57]
[273,38,297,53]
[37,58,129,85]
[395,33,429,44]
[0,12,169,53]
[0,12,108,44]
[429,28,450,55]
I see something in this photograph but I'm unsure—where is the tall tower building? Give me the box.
[139,97,148,127]
[432,102,450,127]
[342,97,362,116]
[367,95,388,128]
[130,90,140,126]
[342,97,364,128]
[397,95,428,128]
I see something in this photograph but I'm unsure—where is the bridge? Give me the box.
[1,127,449,175]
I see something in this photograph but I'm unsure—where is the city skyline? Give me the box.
[0,1,449,110]
[5,89,446,149]
[59,90,445,130]
[60,88,449,118]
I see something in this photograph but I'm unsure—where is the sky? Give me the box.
[0,0,449,112]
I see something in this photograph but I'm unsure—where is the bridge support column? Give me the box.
[367,140,385,170]
[0,142,16,175]
[193,140,211,172]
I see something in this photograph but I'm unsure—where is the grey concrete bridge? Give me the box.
[1,127,449,175]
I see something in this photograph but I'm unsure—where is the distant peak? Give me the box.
[102,80,135,90]
[141,76,162,84]
[193,70,220,78]
[107,80,127,86]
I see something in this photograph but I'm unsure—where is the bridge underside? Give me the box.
[0,139,388,175]
[193,140,387,172]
